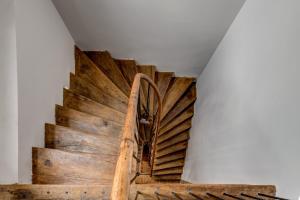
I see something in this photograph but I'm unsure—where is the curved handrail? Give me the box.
[111,73,162,200]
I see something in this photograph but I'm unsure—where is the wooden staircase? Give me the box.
[0,47,276,199]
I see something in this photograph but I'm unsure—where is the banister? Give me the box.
[111,73,162,200]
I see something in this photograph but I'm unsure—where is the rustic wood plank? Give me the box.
[114,59,137,86]
[157,119,192,144]
[0,184,111,199]
[130,184,276,200]
[155,72,174,101]
[156,141,188,158]
[32,147,117,185]
[161,77,195,119]
[155,151,186,165]
[152,167,183,175]
[55,105,122,137]
[161,83,196,128]
[160,104,194,135]
[69,73,128,113]
[153,159,185,171]
[85,51,131,96]
[157,131,189,151]
[75,47,128,103]
[45,123,121,155]
[152,174,182,181]
[63,88,125,125]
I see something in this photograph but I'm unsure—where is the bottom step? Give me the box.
[0,184,111,199]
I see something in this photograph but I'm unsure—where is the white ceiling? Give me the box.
[52,0,245,76]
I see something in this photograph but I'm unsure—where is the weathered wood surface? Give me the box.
[129,184,276,200]
[69,73,128,113]
[55,104,122,137]
[114,59,137,86]
[32,147,117,184]
[0,184,111,199]
[153,158,185,171]
[155,151,186,165]
[157,131,189,151]
[156,141,188,158]
[161,77,195,119]
[85,51,131,96]
[157,119,192,143]
[160,83,196,128]
[63,88,125,125]
[45,123,121,155]
[75,47,128,103]
[155,72,174,101]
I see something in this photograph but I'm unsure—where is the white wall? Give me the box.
[15,0,74,182]
[183,0,300,198]
[0,0,18,183]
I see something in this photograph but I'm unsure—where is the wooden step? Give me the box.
[155,151,186,165]
[160,104,194,135]
[55,105,122,137]
[155,72,174,101]
[45,123,121,155]
[63,88,125,125]
[153,159,185,171]
[161,83,196,127]
[130,184,276,200]
[114,59,137,86]
[161,77,195,119]
[32,147,117,184]
[0,184,111,199]
[156,141,188,158]
[69,73,128,113]
[152,167,183,175]
[157,131,189,151]
[153,174,182,181]
[157,119,192,144]
[75,47,128,102]
[85,51,131,96]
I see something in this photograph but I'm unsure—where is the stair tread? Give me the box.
[156,141,188,158]
[161,77,195,119]
[155,151,186,165]
[153,159,185,171]
[157,119,192,144]
[32,147,117,184]
[63,88,125,125]
[114,59,137,86]
[85,51,131,96]
[155,72,174,102]
[152,167,183,175]
[75,47,128,103]
[157,131,189,151]
[55,105,122,137]
[161,83,196,128]
[69,73,128,113]
[45,123,121,155]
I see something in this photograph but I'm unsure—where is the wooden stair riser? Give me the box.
[157,131,189,151]
[63,88,125,125]
[156,141,188,158]
[153,159,185,171]
[152,167,183,175]
[69,73,128,113]
[55,105,122,137]
[155,151,186,165]
[32,147,117,185]
[85,51,131,96]
[114,59,137,86]
[45,124,121,155]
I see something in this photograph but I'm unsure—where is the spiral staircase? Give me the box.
[0,47,276,199]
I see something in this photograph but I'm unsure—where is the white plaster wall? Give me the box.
[0,0,18,183]
[184,0,300,198]
[15,0,74,182]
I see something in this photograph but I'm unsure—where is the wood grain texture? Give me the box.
[153,159,185,171]
[155,72,174,101]
[155,151,186,165]
[0,184,111,199]
[69,73,128,113]
[157,119,192,144]
[130,184,276,200]
[161,83,196,128]
[156,141,188,158]
[63,88,125,125]
[152,167,183,175]
[75,47,128,102]
[114,59,137,86]
[160,104,194,135]
[161,77,195,119]
[157,131,189,151]
[45,123,121,155]
[55,105,122,137]
[85,51,131,96]
[32,147,117,184]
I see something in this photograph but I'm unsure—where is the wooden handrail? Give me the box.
[111,73,162,200]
